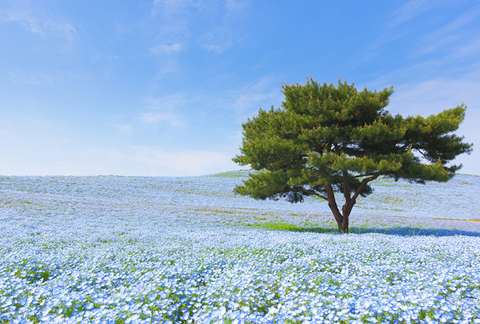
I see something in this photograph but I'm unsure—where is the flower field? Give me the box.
[1,171,479,323]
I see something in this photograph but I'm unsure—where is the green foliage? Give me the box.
[233,77,473,231]
[14,266,52,284]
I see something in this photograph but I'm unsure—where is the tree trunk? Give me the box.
[340,199,355,233]
[325,183,345,232]
[325,182,357,233]
[340,170,352,233]
[339,219,348,233]
[325,173,377,233]
[330,203,345,232]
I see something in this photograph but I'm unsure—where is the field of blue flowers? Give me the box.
[1,171,479,324]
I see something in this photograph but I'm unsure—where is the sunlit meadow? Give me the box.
[1,171,479,323]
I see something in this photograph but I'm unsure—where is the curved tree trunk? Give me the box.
[327,172,377,233]
[325,183,345,232]
[325,181,357,233]
[340,200,355,233]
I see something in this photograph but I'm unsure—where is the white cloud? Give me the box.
[151,43,183,55]
[0,112,129,176]
[225,0,250,12]
[0,4,77,51]
[388,0,434,28]
[146,0,191,75]
[358,0,476,63]
[0,133,239,176]
[197,0,250,53]
[3,11,76,38]
[130,146,238,176]
[227,76,283,121]
[450,37,480,60]
[114,124,134,134]
[145,94,190,111]
[410,4,480,58]
[137,94,191,127]
[8,70,57,86]
[150,0,192,39]
[356,0,433,60]
[201,43,228,53]
[152,0,192,14]
[0,148,125,176]
[357,1,480,89]
[150,0,250,55]
[385,77,480,131]
[387,78,480,116]
[7,69,92,87]
[138,112,184,127]
[155,58,181,76]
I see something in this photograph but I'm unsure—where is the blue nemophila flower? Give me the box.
[0,174,480,323]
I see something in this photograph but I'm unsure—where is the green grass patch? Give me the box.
[208,170,250,178]
[246,221,340,234]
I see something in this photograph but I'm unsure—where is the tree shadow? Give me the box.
[287,226,480,237]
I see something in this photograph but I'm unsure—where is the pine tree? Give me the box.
[233,78,473,233]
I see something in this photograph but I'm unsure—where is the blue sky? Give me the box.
[1,0,479,176]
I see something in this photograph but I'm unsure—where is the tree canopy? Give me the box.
[233,78,473,233]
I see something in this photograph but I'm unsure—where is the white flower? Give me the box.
[268,307,278,314]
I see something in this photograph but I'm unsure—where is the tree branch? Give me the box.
[418,149,429,160]
[300,188,328,201]
[351,174,379,201]
[342,170,351,203]
[353,172,380,178]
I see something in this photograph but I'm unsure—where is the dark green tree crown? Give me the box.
[233,78,473,204]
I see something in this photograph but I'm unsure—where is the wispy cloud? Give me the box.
[225,0,249,12]
[409,4,480,58]
[149,43,183,75]
[450,38,480,60]
[358,0,463,62]
[138,94,191,127]
[138,112,184,127]
[150,0,250,56]
[0,3,77,51]
[7,69,92,87]
[227,76,283,120]
[146,0,194,75]
[8,70,59,86]
[387,78,480,115]
[357,0,480,84]
[197,0,250,53]
[387,0,434,28]
[113,124,134,134]
[151,43,183,55]
[143,0,252,78]
[1,10,76,38]
[151,0,193,15]
[150,0,192,42]
[357,0,432,60]
[145,94,189,111]
[130,145,238,176]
